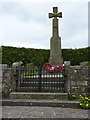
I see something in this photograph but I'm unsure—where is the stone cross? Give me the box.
[49,7,63,66]
[49,7,62,37]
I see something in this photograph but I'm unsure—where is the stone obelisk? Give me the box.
[49,7,63,66]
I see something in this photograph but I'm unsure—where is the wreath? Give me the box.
[44,62,52,70]
[44,62,64,72]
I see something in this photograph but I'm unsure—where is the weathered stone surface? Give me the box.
[2,106,88,118]
[9,92,68,100]
[49,7,63,65]
[64,61,71,94]
[2,67,16,98]
[2,99,80,109]
[63,61,90,95]
[49,36,63,65]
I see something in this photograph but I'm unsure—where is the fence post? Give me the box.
[38,66,42,92]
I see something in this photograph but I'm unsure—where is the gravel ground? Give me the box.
[2,106,89,119]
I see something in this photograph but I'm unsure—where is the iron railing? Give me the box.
[16,66,67,92]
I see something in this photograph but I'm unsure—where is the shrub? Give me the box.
[68,93,90,109]
[26,63,34,69]
[2,46,90,66]
[78,95,90,109]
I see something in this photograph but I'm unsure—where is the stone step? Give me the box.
[9,92,68,100]
[2,99,80,109]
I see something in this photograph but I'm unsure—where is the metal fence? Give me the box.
[16,66,67,92]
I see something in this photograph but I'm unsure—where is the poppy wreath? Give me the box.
[54,64,64,72]
[44,62,64,72]
[59,64,64,70]
[44,62,52,70]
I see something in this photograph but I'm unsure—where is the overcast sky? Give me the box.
[0,1,89,49]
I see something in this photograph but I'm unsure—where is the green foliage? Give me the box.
[22,70,38,77]
[26,63,34,69]
[68,94,77,100]
[62,47,90,65]
[85,61,90,66]
[2,46,90,66]
[2,46,49,66]
[68,93,90,109]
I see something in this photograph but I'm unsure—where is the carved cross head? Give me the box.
[49,7,62,19]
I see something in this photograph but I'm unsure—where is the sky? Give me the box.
[0,0,89,49]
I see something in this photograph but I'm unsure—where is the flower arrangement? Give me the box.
[68,93,90,109]
[44,62,64,72]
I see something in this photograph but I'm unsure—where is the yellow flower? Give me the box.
[80,96,84,99]
[86,104,89,107]
[72,95,75,97]
[80,103,82,106]
[79,95,82,97]
[85,97,88,100]
[83,93,86,95]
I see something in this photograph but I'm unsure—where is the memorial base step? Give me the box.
[2,99,80,109]
[9,92,68,100]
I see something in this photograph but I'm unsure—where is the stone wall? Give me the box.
[2,65,16,98]
[2,62,90,97]
[64,61,90,95]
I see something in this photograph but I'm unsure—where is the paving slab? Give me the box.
[1,99,90,119]
[2,106,89,119]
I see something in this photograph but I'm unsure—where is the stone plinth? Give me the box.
[49,36,63,65]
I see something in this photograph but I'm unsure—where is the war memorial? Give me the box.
[1,7,89,119]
